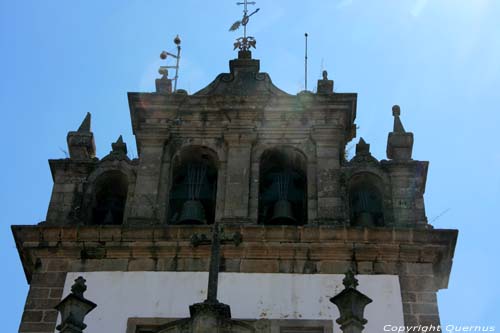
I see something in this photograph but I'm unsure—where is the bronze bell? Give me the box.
[354,211,375,227]
[177,200,206,225]
[268,199,297,225]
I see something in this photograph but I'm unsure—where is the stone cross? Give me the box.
[190,223,242,303]
[188,224,242,323]
[206,222,221,302]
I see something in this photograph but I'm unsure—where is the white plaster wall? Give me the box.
[58,272,404,333]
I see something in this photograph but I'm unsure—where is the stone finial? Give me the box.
[102,135,129,162]
[330,271,373,333]
[386,105,414,160]
[67,113,96,160]
[351,137,378,165]
[342,270,359,289]
[392,105,405,132]
[112,135,127,155]
[155,67,173,93]
[55,276,97,333]
[71,276,87,298]
[317,69,334,94]
[355,137,370,156]
[392,104,400,116]
[77,113,91,132]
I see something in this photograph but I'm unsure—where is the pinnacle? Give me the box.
[77,112,91,132]
[392,105,406,133]
[111,134,127,155]
[356,137,370,155]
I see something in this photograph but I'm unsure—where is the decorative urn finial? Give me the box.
[330,270,373,333]
[54,276,97,333]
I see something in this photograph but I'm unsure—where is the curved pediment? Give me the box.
[194,52,289,97]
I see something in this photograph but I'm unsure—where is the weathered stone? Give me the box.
[21,311,44,323]
[374,261,399,274]
[178,258,209,271]
[28,288,50,299]
[49,288,64,299]
[411,302,439,315]
[11,47,460,333]
[319,261,351,274]
[42,310,58,323]
[19,322,55,332]
[128,258,157,271]
[418,315,441,326]
[31,273,66,288]
[357,261,373,274]
[240,259,279,273]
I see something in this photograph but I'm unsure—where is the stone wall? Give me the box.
[13,225,457,332]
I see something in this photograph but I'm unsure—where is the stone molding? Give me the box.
[12,225,456,288]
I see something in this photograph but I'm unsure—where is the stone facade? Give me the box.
[13,225,456,332]
[42,52,428,229]
[13,50,457,333]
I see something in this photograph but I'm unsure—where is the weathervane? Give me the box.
[159,35,181,91]
[229,0,260,51]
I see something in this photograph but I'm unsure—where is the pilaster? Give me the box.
[311,127,345,224]
[128,136,167,225]
[221,129,256,223]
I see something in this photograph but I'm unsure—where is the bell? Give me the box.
[354,211,375,227]
[177,200,206,225]
[268,199,297,225]
[103,210,114,225]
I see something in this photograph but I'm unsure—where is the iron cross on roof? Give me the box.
[191,223,242,303]
[229,0,260,51]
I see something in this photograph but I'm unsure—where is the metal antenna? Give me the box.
[304,33,309,91]
[159,35,182,92]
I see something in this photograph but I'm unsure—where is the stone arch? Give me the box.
[168,145,219,225]
[82,162,136,225]
[258,146,308,225]
[168,139,227,164]
[88,170,129,225]
[348,172,385,227]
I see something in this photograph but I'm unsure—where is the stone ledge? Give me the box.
[12,225,458,244]
[12,225,457,290]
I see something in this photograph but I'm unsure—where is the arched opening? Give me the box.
[168,146,218,225]
[91,171,128,225]
[258,147,307,225]
[349,173,384,227]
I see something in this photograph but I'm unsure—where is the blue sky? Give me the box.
[1,0,499,331]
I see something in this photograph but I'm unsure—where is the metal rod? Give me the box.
[173,44,181,92]
[305,33,308,91]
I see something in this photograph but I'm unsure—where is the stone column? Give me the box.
[128,136,167,225]
[221,129,256,223]
[399,263,441,329]
[19,270,67,333]
[384,161,428,227]
[46,161,93,225]
[311,128,345,224]
[384,105,428,227]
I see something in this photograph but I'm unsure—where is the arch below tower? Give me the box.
[348,172,385,227]
[258,146,307,225]
[90,170,129,225]
[168,146,219,225]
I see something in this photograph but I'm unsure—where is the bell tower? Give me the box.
[12,3,457,333]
